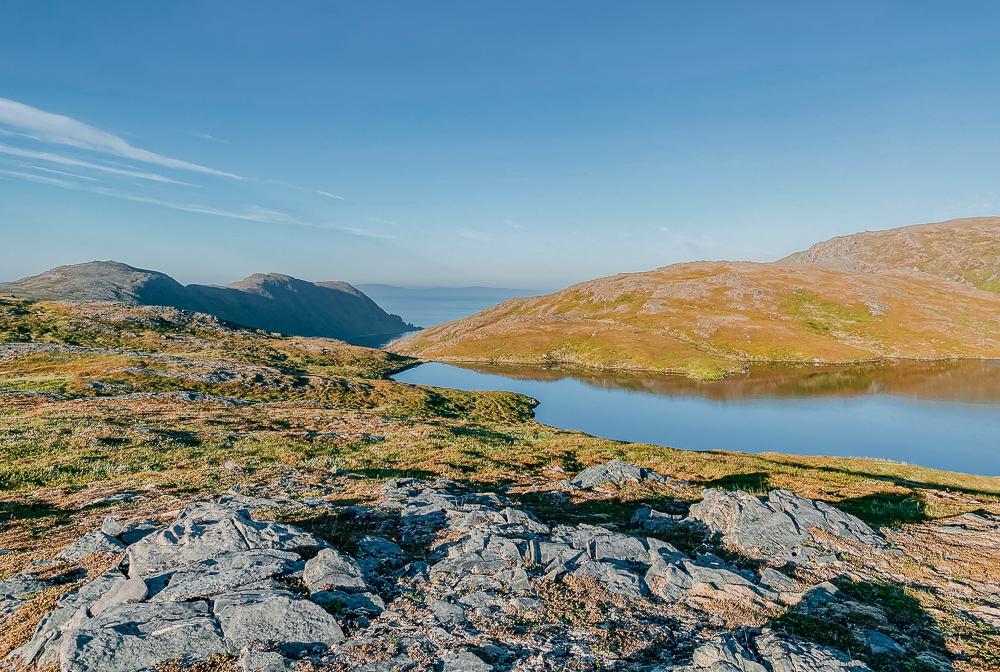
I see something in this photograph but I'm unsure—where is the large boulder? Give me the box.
[126,500,322,577]
[302,548,367,593]
[678,631,872,672]
[755,630,872,671]
[567,460,668,490]
[686,489,888,564]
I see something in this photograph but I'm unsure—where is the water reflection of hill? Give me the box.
[454,360,1000,404]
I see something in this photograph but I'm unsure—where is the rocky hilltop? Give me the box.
[4,460,991,672]
[782,217,1000,292]
[0,262,413,344]
[392,218,1000,379]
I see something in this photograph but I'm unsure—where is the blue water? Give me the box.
[393,361,1000,476]
[359,286,542,329]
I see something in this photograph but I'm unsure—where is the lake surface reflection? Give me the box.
[393,360,1000,476]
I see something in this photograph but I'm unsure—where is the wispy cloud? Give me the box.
[317,190,346,201]
[0,143,195,185]
[189,132,231,145]
[456,228,491,242]
[0,159,100,182]
[0,167,79,189]
[0,166,394,239]
[504,218,525,230]
[0,97,241,179]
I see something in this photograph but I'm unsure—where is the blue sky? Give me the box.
[2,2,1000,288]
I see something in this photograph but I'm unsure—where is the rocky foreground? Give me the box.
[2,461,988,672]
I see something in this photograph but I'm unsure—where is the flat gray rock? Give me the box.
[213,589,345,652]
[239,649,299,671]
[127,500,321,577]
[303,547,367,593]
[311,589,385,615]
[685,633,767,671]
[57,531,126,562]
[687,489,888,564]
[58,601,226,672]
[864,629,905,656]
[441,650,493,672]
[150,549,302,601]
[755,630,872,672]
[15,568,128,667]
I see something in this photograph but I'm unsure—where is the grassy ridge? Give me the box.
[392,260,1000,379]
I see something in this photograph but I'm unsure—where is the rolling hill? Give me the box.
[392,218,1000,379]
[0,261,413,343]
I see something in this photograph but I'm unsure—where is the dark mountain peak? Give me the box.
[2,262,411,343]
[316,280,366,298]
[0,260,187,305]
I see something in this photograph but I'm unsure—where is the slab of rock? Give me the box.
[755,630,872,672]
[864,629,905,655]
[127,500,321,577]
[567,460,668,490]
[239,649,299,671]
[213,589,346,652]
[441,650,493,672]
[431,599,468,628]
[14,568,128,667]
[0,572,52,619]
[312,589,385,615]
[150,549,303,602]
[56,531,125,561]
[645,559,777,609]
[632,506,681,531]
[684,633,767,671]
[687,489,888,564]
[58,601,227,672]
[303,548,367,593]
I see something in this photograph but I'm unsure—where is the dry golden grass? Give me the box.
[393,259,1000,379]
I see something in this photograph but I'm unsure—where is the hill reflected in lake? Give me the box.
[453,359,1000,404]
[394,359,1000,475]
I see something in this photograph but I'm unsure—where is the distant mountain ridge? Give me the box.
[0,261,413,343]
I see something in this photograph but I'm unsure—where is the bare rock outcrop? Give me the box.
[7,476,914,672]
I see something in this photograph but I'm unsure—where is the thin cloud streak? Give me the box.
[191,132,231,145]
[0,167,395,240]
[0,167,78,188]
[0,97,241,179]
[0,143,196,186]
[317,190,346,200]
[0,159,101,182]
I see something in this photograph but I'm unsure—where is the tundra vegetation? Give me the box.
[392,218,1000,380]
[0,297,997,671]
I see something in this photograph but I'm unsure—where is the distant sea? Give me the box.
[358,285,543,331]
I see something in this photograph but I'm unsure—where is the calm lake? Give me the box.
[393,359,1000,476]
